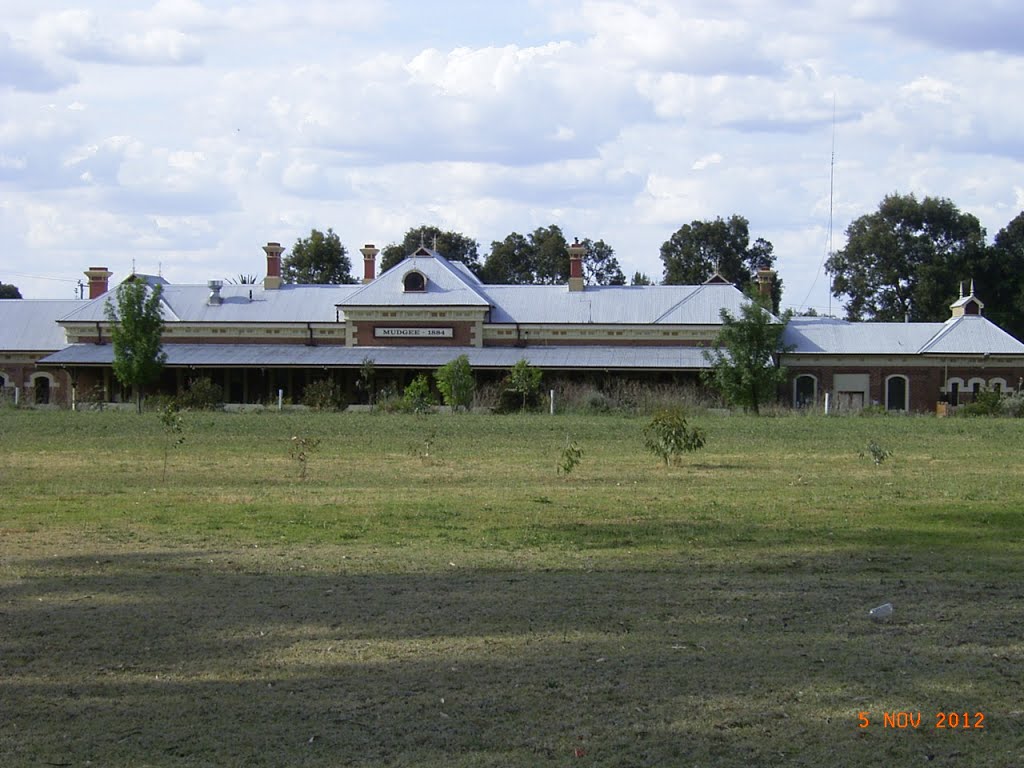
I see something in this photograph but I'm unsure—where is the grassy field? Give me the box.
[1,408,1022,767]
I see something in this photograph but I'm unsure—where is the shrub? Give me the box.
[303,378,344,411]
[435,355,475,412]
[861,440,893,465]
[959,389,1002,417]
[1000,392,1024,418]
[506,359,542,411]
[643,408,706,465]
[176,377,224,410]
[557,438,583,475]
[402,374,437,414]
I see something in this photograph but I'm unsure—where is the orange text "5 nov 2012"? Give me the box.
[857,711,985,730]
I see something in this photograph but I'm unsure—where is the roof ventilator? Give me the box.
[208,280,223,306]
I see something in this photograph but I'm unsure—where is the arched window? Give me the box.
[403,271,426,292]
[989,377,1007,394]
[0,372,7,388]
[967,377,986,397]
[885,375,908,412]
[793,374,817,408]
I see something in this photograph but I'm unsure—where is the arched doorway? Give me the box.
[885,375,908,411]
[794,375,817,408]
[33,375,51,405]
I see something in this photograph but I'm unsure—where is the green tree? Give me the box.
[825,193,986,321]
[630,271,653,286]
[0,283,22,299]
[481,225,569,284]
[380,226,482,275]
[979,211,1024,340]
[702,302,789,415]
[105,279,167,413]
[507,358,542,410]
[660,215,776,295]
[581,238,626,286]
[282,228,356,284]
[435,355,476,412]
[643,408,706,465]
[480,232,535,284]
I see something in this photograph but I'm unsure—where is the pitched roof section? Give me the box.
[919,315,1024,355]
[58,283,360,324]
[0,300,87,350]
[478,284,762,325]
[783,316,1024,356]
[340,249,491,308]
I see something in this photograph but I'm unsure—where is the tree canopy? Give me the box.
[825,193,986,322]
[282,228,356,284]
[0,283,22,299]
[979,211,1024,340]
[702,302,789,415]
[660,215,776,292]
[380,226,482,275]
[481,225,570,284]
[104,279,167,413]
[580,238,626,286]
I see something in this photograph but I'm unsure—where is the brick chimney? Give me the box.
[263,241,284,290]
[360,244,379,283]
[84,267,112,299]
[568,238,585,292]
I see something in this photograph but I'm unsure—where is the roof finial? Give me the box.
[969,278,975,296]
[433,234,437,251]
[959,281,964,298]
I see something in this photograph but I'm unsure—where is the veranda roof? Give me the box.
[40,344,718,370]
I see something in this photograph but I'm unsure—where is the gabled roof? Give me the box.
[339,248,491,308]
[783,315,1024,356]
[0,300,87,350]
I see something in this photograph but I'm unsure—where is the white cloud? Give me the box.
[2,0,1023,318]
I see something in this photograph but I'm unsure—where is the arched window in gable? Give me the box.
[403,271,426,293]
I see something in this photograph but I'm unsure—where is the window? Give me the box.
[885,375,908,412]
[990,378,1007,393]
[403,271,426,292]
[0,373,6,388]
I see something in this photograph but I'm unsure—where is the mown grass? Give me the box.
[1,409,1022,767]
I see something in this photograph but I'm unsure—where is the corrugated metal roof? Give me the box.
[783,318,941,354]
[783,315,1024,356]
[59,283,361,324]
[920,315,1024,355]
[485,283,762,324]
[0,300,87,350]
[41,343,718,370]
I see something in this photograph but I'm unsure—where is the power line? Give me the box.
[3,271,79,283]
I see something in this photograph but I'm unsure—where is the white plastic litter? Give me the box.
[869,602,894,620]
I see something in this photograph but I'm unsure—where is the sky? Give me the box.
[3,0,1024,313]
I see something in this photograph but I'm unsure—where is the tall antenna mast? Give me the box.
[828,95,836,317]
